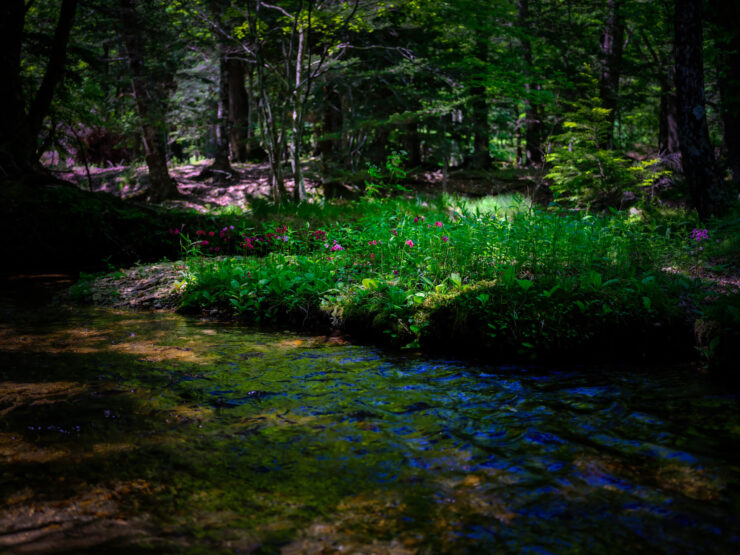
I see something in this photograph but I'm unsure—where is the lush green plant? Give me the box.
[363,150,411,199]
[180,197,700,359]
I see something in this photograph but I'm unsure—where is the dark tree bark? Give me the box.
[518,0,543,165]
[227,57,250,162]
[404,122,422,168]
[468,36,491,170]
[469,84,491,169]
[658,84,680,157]
[0,0,77,179]
[200,46,238,182]
[674,0,726,219]
[118,0,177,202]
[710,0,740,188]
[319,85,343,198]
[598,0,624,150]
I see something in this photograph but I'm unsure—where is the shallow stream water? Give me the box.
[0,276,738,554]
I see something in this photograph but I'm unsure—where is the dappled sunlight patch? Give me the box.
[0,481,157,553]
[0,432,71,464]
[0,381,88,416]
[655,464,724,501]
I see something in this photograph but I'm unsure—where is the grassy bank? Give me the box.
[175,196,738,368]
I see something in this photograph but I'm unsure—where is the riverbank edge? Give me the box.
[70,259,740,377]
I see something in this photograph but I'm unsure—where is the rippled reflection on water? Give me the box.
[0,303,738,554]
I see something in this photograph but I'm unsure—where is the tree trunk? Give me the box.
[518,0,543,166]
[711,0,740,188]
[0,0,77,179]
[658,83,680,157]
[674,0,726,219]
[598,0,624,150]
[228,57,250,162]
[118,0,177,202]
[404,122,422,168]
[290,25,306,202]
[469,84,491,169]
[200,46,238,183]
[320,85,343,198]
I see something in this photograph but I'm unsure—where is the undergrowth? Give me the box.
[179,196,708,361]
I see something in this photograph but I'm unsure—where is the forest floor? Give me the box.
[56,159,539,211]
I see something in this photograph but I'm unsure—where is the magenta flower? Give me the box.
[208,231,215,237]
[442,236,449,242]
[393,269,399,275]
[435,221,443,227]
[198,240,209,246]
[691,228,709,242]
[405,240,414,247]
[391,229,397,236]
[413,217,419,223]
[196,230,206,236]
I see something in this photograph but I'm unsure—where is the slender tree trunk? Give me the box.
[200,46,238,182]
[290,25,306,202]
[118,0,177,202]
[598,0,624,150]
[228,57,249,162]
[518,0,543,165]
[0,0,77,179]
[674,0,726,219]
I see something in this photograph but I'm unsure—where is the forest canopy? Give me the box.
[1,0,738,217]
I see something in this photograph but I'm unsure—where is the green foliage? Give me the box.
[180,197,700,360]
[363,150,411,199]
[546,78,634,206]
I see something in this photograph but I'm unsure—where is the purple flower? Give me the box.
[393,269,399,275]
[691,228,709,242]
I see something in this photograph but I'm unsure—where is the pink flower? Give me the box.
[215,247,220,252]
[198,240,209,246]
[393,269,399,275]
[435,221,443,227]
[405,240,414,247]
[169,228,180,235]
[413,217,419,223]
[442,236,449,242]
[208,231,215,237]
[391,229,397,236]
[370,253,375,260]
[196,230,206,236]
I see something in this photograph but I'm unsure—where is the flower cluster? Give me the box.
[691,228,709,242]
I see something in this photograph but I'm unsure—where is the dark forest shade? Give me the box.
[674,0,727,219]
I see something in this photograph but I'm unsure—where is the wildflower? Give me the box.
[391,229,397,236]
[208,231,215,237]
[405,239,414,247]
[393,269,399,275]
[435,221,443,227]
[230,225,235,230]
[198,240,209,246]
[215,247,220,252]
[282,235,289,242]
[691,228,709,242]
[247,271,251,278]
[331,243,344,251]
[414,217,419,223]
[169,228,180,235]
[370,253,375,260]
[196,230,206,236]
[442,236,449,242]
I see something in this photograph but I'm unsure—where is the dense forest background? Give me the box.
[1,0,739,218]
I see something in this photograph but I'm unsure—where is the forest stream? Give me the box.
[0,276,738,554]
